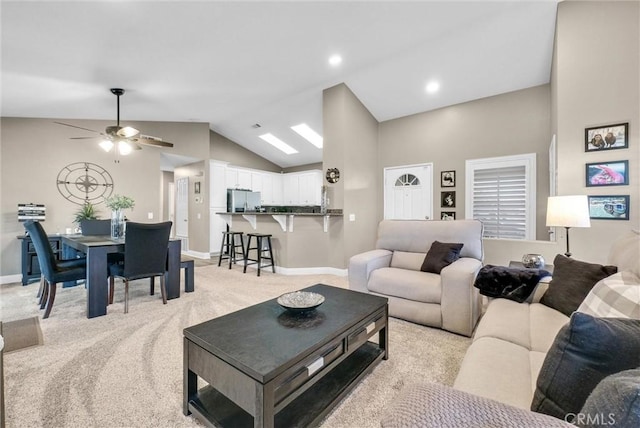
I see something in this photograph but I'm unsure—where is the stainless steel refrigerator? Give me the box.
[227,189,261,212]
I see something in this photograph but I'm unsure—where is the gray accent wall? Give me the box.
[552,0,639,263]
[323,84,379,268]
[378,85,552,241]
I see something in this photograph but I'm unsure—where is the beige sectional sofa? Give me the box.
[382,230,640,427]
[348,219,484,337]
[454,230,639,408]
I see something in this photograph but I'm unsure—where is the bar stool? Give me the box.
[218,231,245,269]
[243,233,275,276]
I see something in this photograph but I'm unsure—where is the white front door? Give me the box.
[175,177,189,239]
[384,164,433,220]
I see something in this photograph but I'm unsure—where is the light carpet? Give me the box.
[0,265,470,427]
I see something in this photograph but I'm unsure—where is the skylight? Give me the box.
[259,133,298,155]
[291,123,323,148]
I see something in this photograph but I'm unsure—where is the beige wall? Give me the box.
[553,0,640,263]
[378,85,552,241]
[210,130,281,172]
[282,162,323,173]
[0,117,210,276]
[323,84,379,268]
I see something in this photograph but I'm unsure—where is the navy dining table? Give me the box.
[61,234,182,318]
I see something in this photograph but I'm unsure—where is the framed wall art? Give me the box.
[441,170,455,187]
[585,160,628,187]
[441,211,456,221]
[441,191,456,208]
[588,195,629,220]
[585,123,628,152]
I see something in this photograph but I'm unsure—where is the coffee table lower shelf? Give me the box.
[188,342,383,428]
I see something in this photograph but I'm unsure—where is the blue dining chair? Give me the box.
[23,221,87,319]
[108,221,172,313]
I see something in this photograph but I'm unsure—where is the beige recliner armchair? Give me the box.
[348,220,484,337]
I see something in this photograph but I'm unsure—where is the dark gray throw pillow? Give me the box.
[576,368,640,428]
[540,254,617,316]
[531,313,640,422]
[420,241,464,274]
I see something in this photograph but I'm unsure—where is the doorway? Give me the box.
[175,177,189,249]
[383,163,433,220]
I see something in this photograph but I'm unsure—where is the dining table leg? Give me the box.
[166,240,181,300]
[86,246,109,318]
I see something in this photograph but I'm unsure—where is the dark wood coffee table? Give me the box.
[183,283,388,428]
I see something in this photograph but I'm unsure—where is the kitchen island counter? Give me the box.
[214,211,344,272]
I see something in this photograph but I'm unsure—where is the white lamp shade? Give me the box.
[546,195,591,228]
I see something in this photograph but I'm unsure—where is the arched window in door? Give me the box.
[395,173,420,186]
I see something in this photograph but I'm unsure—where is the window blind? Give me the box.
[472,165,527,239]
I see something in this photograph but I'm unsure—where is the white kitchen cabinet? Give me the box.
[225,168,239,189]
[237,169,252,189]
[251,172,263,194]
[210,161,228,208]
[282,170,322,205]
[260,173,272,205]
[298,170,322,205]
[271,173,283,205]
[282,174,300,205]
[225,167,251,190]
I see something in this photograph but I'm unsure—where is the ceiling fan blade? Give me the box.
[137,135,174,148]
[54,121,100,134]
[69,136,98,140]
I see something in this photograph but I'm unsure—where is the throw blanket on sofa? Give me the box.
[474,265,551,303]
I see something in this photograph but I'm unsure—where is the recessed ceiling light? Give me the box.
[328,55,342,66]
[291,123,323,148]
[259,133,298,155]
[425,81,440,94]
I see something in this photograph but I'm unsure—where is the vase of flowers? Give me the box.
[104,194,135,239]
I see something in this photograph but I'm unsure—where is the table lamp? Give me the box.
[546,195,591,257]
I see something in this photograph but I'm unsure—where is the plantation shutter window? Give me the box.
[465,154,536,240]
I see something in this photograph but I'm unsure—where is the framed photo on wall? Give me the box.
[441,170,455,187]
[441,191,456,208]
[585,160,628,187]
[441,211,456,221]
[585,123,628,152]
[587,195,629,220]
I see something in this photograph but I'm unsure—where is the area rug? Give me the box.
[0,265,470,427]
[1,316,43,353]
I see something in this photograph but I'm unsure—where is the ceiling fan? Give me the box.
[55,88,174,159]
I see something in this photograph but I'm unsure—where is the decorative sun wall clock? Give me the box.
[56,162,114,205]
[326,168,340,183]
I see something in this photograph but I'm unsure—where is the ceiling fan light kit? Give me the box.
[56,87,174,161]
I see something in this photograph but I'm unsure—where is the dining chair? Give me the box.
[108,221,172,313]
[23,221,87,319]
[80,219,124,265]
[80,219,111,235]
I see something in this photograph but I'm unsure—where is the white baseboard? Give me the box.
[1,274,23,285]
[181,250,211,260]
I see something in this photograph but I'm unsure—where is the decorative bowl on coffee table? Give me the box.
[277,291,325,313]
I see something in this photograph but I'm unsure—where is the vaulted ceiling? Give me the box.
[1,1,559,168]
